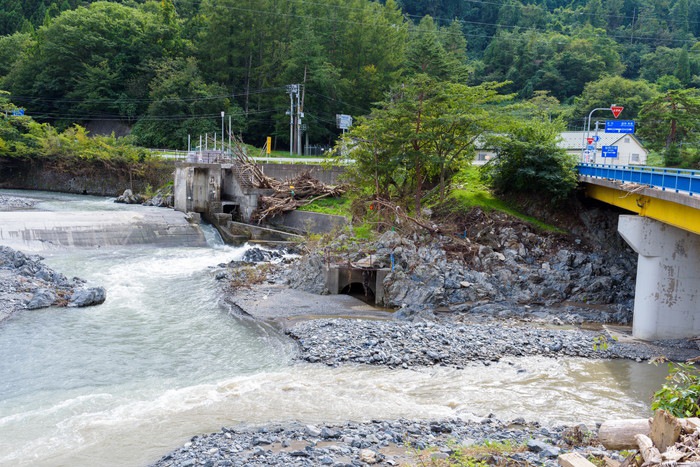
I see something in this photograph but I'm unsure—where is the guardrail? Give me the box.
[148,148,354,165]
[577,163,700,196]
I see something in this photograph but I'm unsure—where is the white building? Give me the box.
[558,131,648,165]
[473,131,648,166]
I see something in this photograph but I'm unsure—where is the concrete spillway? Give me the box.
[0,209,206,251]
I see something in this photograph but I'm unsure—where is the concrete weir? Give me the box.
[0,209,207,251]
[618,215,700,340]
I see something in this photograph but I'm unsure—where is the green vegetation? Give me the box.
[411,439,526,466]
[447,166,564,233]
[297,197,351,217]
[651,362,700,417]
[3,0,700,224]
[481,119,578,205]
[1,0,700,167]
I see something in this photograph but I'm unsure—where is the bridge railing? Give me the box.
[577,163,700,196]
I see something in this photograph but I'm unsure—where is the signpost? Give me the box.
[336,114,352,131]
[585,105,623,162]
[601,146,618,158]
[611,105,624,118]
[10,109,24,116]
[605,120,635,134]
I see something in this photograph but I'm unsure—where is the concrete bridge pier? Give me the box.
[618,215,700,340]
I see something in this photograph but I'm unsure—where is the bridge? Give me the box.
[578,163,700,340]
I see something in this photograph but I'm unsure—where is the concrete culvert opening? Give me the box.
[340,282,376,305]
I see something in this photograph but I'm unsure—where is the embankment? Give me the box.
[0,158,173,196]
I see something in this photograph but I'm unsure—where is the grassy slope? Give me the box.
[295,165,564,234]
[445,166,564,233]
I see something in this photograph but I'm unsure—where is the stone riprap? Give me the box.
[0,245,106,322]
[151,418,615,467]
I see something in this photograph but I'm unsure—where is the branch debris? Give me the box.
[229,138,345,223]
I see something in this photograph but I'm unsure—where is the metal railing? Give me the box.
[577,163,700,196]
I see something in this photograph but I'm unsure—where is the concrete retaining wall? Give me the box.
[259,164,346,185]
[271,210,348,235]
[0,159,173,197]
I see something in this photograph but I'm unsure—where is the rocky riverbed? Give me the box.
[0,245,106,323]
[152,417,612,467]
[177,209,700,467]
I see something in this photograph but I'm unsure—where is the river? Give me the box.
[0,190,668,466]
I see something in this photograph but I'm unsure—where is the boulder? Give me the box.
[26,288,57,310]
[69,287,107,307]
[114,189,145,204]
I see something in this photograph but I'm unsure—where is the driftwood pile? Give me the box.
[229,140,345,223]
[254,172,345,223]
[560,411,700,467]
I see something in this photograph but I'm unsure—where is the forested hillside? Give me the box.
[0,0,698,163]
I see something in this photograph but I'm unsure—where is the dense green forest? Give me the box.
[0,0,699,166]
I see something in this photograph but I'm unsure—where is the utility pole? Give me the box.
[286,84,304,155]
[221,111,225,153]
[228,115,232,152]
[296,86,303,156]
[287,85,296,155]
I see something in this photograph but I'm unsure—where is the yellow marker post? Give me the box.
[266,136,272,155]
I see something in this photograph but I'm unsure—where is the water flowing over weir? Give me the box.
[0,191,669,467]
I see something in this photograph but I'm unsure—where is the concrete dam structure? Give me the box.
[173,161,347,242]
[0,209,207,251]
[173,161,388,305]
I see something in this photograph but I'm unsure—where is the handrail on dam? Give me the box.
[577,163,700,196]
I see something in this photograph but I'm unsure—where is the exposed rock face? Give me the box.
[285,208,636,323]
[0,246,106,322]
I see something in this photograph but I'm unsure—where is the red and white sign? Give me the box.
[610,105,624,118]
[586,137,594,144]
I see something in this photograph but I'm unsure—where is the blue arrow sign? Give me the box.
[605,120,635,133]
[601,146,618,158]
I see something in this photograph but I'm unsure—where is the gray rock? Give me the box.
[69,287,106,307]
[26,288,57,309]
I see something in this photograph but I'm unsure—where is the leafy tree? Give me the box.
[573,76,658,121]
[676,47,692,85]
[637,88,700,166]
[130,57,242,149]
[481,118,578,204]
[4,2,183,125]
[640,47,682,83]
[405,16,451,81]
[343,75,512,211]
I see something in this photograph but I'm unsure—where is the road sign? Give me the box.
[336,114,353,130]
[593,135,600,142]
[587,144,595,150]
[601,146,618,158]
[610,105,624,118]
[605,120,635,133]
[586,137,594,144]
[11,109,24,116]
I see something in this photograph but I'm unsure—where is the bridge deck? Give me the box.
[578,164,700,235]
